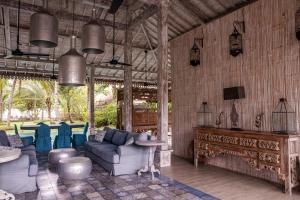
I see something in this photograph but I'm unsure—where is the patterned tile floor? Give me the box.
[15,155,218,200]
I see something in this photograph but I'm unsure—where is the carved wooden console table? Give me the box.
[194,127,300,195]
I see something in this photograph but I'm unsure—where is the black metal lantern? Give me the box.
[197,102,212,127]
[190,38,202,66]
[295,7,300,40]
[272,98,296,134]
[229,27,243,57]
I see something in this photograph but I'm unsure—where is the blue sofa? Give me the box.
[85,128,149,176]
[0,131,38,194]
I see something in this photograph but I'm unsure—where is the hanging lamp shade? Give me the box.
[229,28,243,57]
[30,10,58,48]
[82,9,105,54]
[59,36,86,86]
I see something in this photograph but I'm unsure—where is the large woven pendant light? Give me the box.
[29,0,58,48]
[81,0,105,54]
[59,1,86,86]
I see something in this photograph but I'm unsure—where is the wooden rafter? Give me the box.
[0,0,126,30]
[175,0,206,25]
[129,5,158,29]
[0,57,158,74]
[1,6,11,56]
[0,24,150,51]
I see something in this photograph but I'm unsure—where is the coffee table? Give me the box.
[48,148,77,165]
[0,146,21,200]
[135,140,165,180]
[58,157,92,180]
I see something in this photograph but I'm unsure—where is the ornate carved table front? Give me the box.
[194,128,300,195]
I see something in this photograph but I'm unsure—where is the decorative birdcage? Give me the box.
[295,7,300,40]
[229,27,243,57]
[197,102,212,127]
[190,38,203,67]
[272,98,296,134]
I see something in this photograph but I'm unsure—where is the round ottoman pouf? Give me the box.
[48,148,77,165]
[58,157,92,180]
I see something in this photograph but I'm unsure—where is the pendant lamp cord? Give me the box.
[113,14,115,58]
[72,0,75,35]
[92,0,96,18]
[17,0,21,48]
[145,50,148,83]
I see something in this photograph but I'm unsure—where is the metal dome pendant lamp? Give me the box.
[59,1,86,86]
[29,0,58,48]
[82,0,105,54]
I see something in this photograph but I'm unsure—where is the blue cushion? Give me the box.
[84,141,110,152]
[103,128,115,143]
[0,130,10,146]
[111,130,128,146]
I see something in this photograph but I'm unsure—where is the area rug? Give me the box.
[15,155,218,200]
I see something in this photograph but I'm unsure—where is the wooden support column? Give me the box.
[124,6,133,132]
[157,0,171,167]
[89,65,95,134]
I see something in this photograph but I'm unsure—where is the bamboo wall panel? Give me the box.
[171,0,300,159]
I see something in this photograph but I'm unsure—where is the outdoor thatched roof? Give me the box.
[0,0,256,84]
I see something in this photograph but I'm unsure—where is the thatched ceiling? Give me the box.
[0,0,256,84]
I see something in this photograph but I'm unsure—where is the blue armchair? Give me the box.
[53,122,72,149]
[35,123,52,153]
[14,124,34,145]
[72,122,89,148]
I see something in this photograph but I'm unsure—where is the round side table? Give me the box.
[135,140,165,180]
[0,146,21,200]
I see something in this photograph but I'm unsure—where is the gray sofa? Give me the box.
[0,130,38,194]
[85,128,149,176]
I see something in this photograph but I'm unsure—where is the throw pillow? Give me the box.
[112,130,128,146]
[103,127,116,142]
[124,136,134,145]
[7,134,24,148]
[94,130,106,142]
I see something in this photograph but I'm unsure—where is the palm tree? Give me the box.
[59,86,73,122]
[7,78,17,126]
[0,79,8,121]
[54,82,60,121]
[39,81,54,120]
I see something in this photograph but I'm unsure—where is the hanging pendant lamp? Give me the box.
[29,0,58,48]
[59,1,86,86]
[81,1,105,54]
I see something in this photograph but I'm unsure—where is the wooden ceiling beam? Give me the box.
[0,24,150,51]
[0,0,126,30]
[175,0,206,25]
[1,7,11,56]
[0,57,158,74]
[129,5,158,29]
[0,67,156,83]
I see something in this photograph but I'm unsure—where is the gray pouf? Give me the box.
[58,157,92,180]
[48,148,77,165]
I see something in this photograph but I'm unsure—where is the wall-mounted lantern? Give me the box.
[272,98,296,134]
[190,38,203,67]
[197,102,212,127]
[295,7,300,40]
[229,21,245,57]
